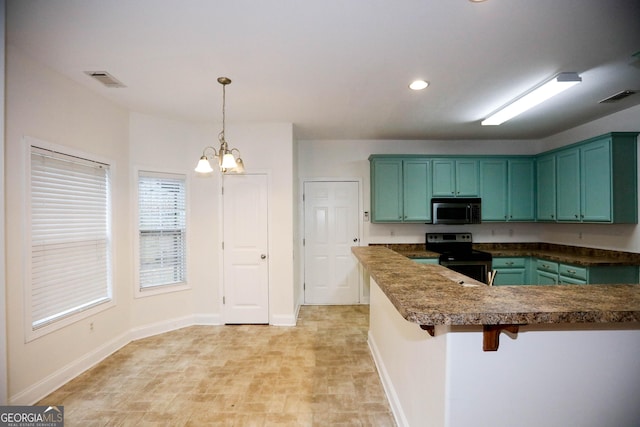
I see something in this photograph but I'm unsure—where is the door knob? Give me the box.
[260,254,267,259]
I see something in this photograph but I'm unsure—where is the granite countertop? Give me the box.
[352,246,640,327]
[377,242,640,266]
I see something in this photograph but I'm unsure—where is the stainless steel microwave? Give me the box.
[431,198,482,224]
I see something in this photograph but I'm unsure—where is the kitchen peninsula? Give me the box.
[353,246,640,427]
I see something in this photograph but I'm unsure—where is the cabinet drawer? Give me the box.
[559,264,587,281]
[535,259,558,273]
[493,257,526,268]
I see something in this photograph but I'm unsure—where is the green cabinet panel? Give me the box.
[581,138,611,222]
[536,154,556,221]
[508,158,535,221]
[479,159,508,221]
[492,257,528,285]
[556,147,581,221]
[370,158,403,222]
[370,157,431,223]
[403,160,431,222]
[432,159,478,197]
[554,132,638,224]
[456,159,480,196]
[534,259,559,285]
[533,258,638,285]
[480,158,535,222]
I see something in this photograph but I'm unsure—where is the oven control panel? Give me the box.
[426,233,472,243]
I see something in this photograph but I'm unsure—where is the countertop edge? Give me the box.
[353,246,640,327]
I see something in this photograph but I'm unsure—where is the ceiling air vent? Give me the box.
[84,71,126,88]
[599,90,637,104]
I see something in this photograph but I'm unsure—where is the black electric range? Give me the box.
[426,232,492,283]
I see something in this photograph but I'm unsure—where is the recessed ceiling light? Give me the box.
[409,80,429,90]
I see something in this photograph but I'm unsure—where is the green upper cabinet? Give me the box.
[369,156,431,223]
[479,159,508,221]
[536,154,556,221]
[403,159,432,222]
[479,157,534,222]
[556,147,581,221]
[368,132,638,225]
[432,159,479,197]
[370,158,403,222]
[508,158,536,221]
[580,138,611,222]
[555,132,638,223]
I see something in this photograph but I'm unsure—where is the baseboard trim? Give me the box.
[368,331,408,427]
[129,314,196,341]
[193,313,223,325]
[10,331,130,406]
[270,311,298,326]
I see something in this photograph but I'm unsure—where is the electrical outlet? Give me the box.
[508,229,514,237]
[390,230,395,236]
[90,322,94,332]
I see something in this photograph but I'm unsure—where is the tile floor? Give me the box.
[37,305,396,426]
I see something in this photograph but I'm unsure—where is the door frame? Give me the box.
[299,177,365,305]
[221,171,272,324]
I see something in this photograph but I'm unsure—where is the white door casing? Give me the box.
[223,174,269,323]
[304,181,360,304]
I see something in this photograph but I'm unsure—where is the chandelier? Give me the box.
[195,77,245,173]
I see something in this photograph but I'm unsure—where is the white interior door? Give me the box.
[304,181,360,304]
[223,174,269,323]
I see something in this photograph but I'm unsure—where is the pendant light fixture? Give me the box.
[195,77,245,174]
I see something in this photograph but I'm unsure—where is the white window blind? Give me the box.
[30,146,112,330]
[138,171,186,289]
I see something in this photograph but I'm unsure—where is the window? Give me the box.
[29,144,112,334]
[137,171,187,291]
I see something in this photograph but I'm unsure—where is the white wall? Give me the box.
[298,109,640,253]
[129,114,298,326]
[5,46,131,403]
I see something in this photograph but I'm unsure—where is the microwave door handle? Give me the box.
[466,204,471,222]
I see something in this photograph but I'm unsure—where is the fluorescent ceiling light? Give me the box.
[409,80,429,90]
[481,72,582,126]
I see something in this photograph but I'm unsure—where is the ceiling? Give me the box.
[6,0,640,140]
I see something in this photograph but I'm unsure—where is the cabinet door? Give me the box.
[581,138,611,222]
[456,160,479,196]
[493,269,527,286]
[403,160,431,222]
[432,159,456,196]
[371,159,403,222]
[508,158,535,221]
[559,276,587,285]
[556,148,581,221]
[479,159,508,221]
[536,154,556,221]
[535,270,558,285]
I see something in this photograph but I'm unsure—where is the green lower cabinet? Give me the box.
[533,258,638,285]
[534,259,559,285]
[492,257,529,285]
